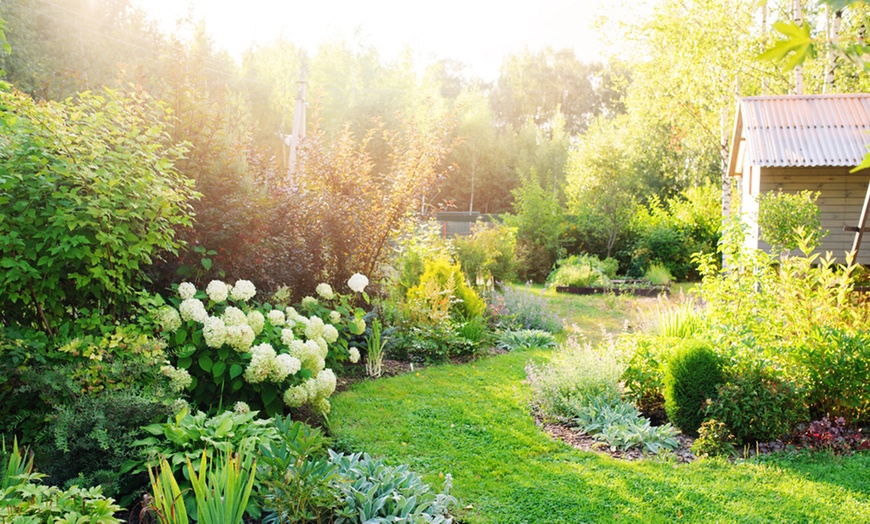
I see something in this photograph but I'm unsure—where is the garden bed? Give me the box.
[556,281,669,297]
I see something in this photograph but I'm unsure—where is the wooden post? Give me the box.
[850,180,870,257]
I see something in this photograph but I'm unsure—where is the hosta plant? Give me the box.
[496,329,557,351]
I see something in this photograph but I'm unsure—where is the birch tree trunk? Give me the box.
[794,0,804,94]
[824,6,843,93]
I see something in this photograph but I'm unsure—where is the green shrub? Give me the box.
[691,419,737,458]
[328,451,456,523]
[407,258,486,320]
[454,220,517,290]
[705,366,807,444]
[756,189,825,255]
[663,340,725,437]
[0,482,123,523]
[0,87,195,334]
[621,335,670,424]
[644,264,673,286]
[389,321,466,363]
[797,328,870,423]
[546,254,614,288]
[486,286,563,333]
[526,336,625,418]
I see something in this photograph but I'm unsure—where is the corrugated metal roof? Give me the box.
[739,93,870,168]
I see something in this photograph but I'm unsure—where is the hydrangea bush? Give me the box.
[154,275,369,416]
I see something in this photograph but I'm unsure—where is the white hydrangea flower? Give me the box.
[295,316,310,327]
[161,365,192,392]
[202,316,227,348]
[205,280,229,303]
[247,311,265,335]
[287,339,306,359]
[178,282,196,300]
[271,354,301,382]
[285,306,299,318]
[301,296,318,309]
[226,324,255,352]
[157,306,182,333]
[348,347,360,364]
[314,397,331,414]
[305,316,325,339]
[314,337,328,358]
[308,354,326,374]
[329,310,341,324]
[322,324,339,344]
[244,343,277,383]
[267,309,286,327]
[171,399,189,415]
[350,317,366,335]
[348,273,369,293]
[316,369,337,398]
[316,283,335,300]
[222,306,247,326]
[306,338,325,359]
[179,298,208,323]
[283,385,307,408]
[233,401,250,414]
[230,280,257,302]
[303,378,320,402]
[280,328,295,347]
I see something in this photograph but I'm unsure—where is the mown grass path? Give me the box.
[330,291,870,523]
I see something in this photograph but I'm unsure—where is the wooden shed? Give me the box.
[728,93,870,263]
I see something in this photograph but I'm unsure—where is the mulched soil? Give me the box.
[535,413,698,463]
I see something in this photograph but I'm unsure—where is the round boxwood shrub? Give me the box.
[663,340,725,436]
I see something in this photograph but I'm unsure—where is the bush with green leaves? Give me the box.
[705,365,807,445]
[495,329,557,351]
[644,264,672,286]
[389,321,469,363]
[691,419,737,458]
[454,220,517,290]
[406,258,486,321]
[756,189,825,255]
[620,335,670,424]
[546,254,617,289]
[486,286,563,333]
[663,340,725,437]
[796,328,870,422]
[0,86,196,335]
[154,277,367,416]
[329,451,456,524]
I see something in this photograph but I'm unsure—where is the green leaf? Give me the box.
[756,21,814,72]
[229,364,244,379]
[198,354,213,372]
[178,357,192,369]
[212,360,226,378]
[850,150,870,173]
[175,329,188,345]
[201,257,212,270]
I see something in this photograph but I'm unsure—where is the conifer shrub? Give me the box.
[663,340,725,437]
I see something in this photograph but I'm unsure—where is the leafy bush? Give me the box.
[569,396,680,453]
[329,451,456,523]
[496,329,557,351]
[486,286,563,333]
[526,335,625,418]
[705,366,807,444]
[691,419,737,458]
[406,258,486,321]
[546,254,617,288]
[788,416,870,454]
[756,189,825,255]
[620,335,670,424]
[0,482,123,523]
[389,321,468,363]
[454,220,517,290]
[644,264,672,286]
[652,303,706,339]
[0,86,195,335]
[663,340,725,437]
[796,328,870,422]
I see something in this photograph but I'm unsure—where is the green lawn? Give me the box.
[329,290,870,523]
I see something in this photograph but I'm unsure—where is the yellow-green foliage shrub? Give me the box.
[406,258,485,321]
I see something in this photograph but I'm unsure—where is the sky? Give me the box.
[131,0,642,81]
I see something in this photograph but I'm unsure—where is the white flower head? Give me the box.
[272,354,301,382]
[206,280,229,303]
[178,282,196,300]
[283,385,307,408]
[202,316,227,348]
[267,309,286,327]
[348,347,361,364]
[233,401,250,414]
[348,273,369,293]
[301,296,318,309]
[161,365,192,392]
[230,280,257,302]
[305,316,325,339]
[323,324,339,344]
[157,306,182,333]
[314,397,331,414]
[287,339,306,359]
[244,343,276,383]
[226,324,255,352]
[350,317,366,335]
[247,310,266,335]
[314,336,328,357]
[222,306,247,326]
[316,369,337,398]
[329,310,341,324]
[316,283,335,300]
[179,298,208,323]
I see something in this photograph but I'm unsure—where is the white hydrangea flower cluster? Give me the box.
[233,401,250,414]
[206,280,229,303]
[226,324,255,352]
[281,328,295,346]
[348,273,369,293]
[178,282,196,300]
[316,283,335,300]
[179,298,208,323]
[350,317,366,335]
[329,310,341,324]
[348,347,361,364]
[301,296,318,309]
[305,316,325,339]
[267,309,286,326]
[244,343,302,384]
[323,324,339,344]
[282,369,336,412]
[161,365,192,392]
[247,311,265,335]
[221,306,247,326]
[230,280,257,302]
[202,316,227,348]
[157,306,182,333]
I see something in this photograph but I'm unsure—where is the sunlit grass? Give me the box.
[330,289,870,523]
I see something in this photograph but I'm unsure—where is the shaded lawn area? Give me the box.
[330,350,870,523]
[330,290,870,523]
